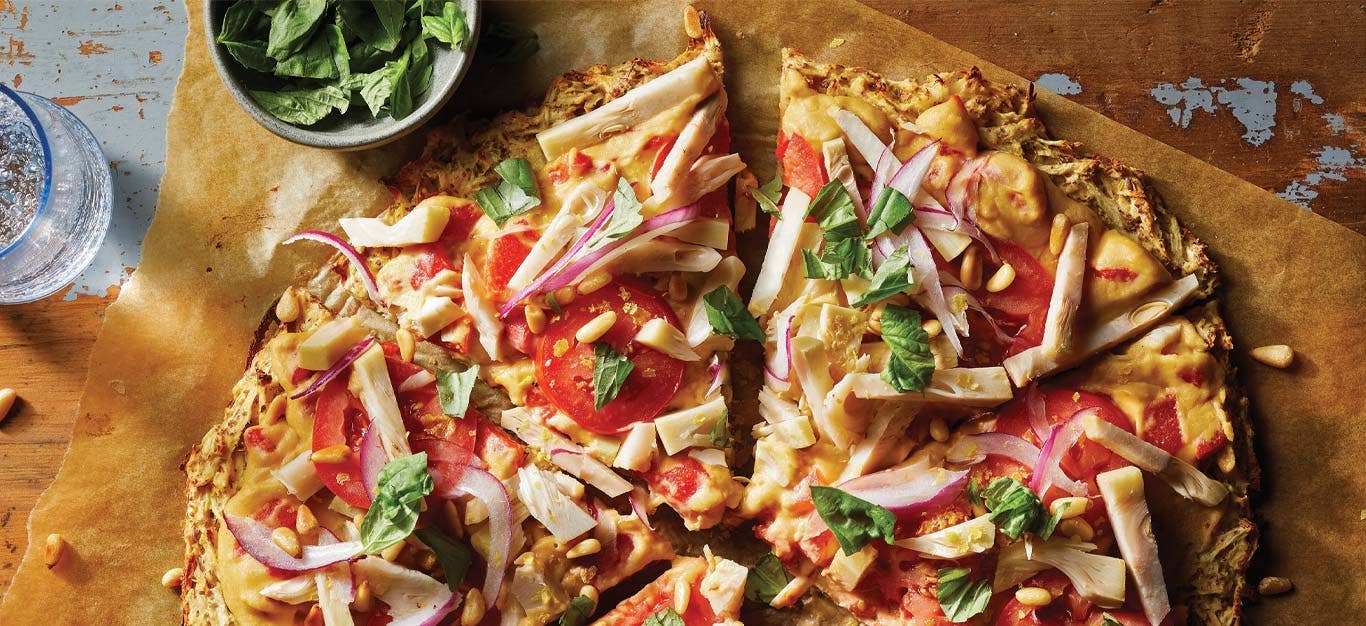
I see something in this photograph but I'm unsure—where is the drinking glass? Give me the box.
[0,83,113,304]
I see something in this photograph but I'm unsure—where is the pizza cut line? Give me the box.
[180,12,1259,626]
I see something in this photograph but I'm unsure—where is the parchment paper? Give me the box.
[2,1,1362,623]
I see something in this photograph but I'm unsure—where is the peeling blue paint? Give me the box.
[1277,146,1365,209]
[1035,73,1082,96]
[1150,77,1278,146]
[1289,80,1324,105]
[1322,113,1348,135]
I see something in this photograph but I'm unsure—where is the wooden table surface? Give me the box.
[1,0,1363,597]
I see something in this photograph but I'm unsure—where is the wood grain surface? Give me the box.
[1,0,1363,598]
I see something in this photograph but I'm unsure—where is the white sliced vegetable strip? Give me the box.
[635,318,702,361]
[832,107,895,172]
[461,253,502,361]
[646,153,746,213]
[339,202,449,248]
[790,336,857,449]
[993,538,1127,607]
[548,450,634,498]
[349,343,412,460]
[615,239,722,274]
[352,556,459,626]
[651,91,727,200]
[507,183,607,291]
[1040,222,1090,358]
[749,188,812,315]
[537,54,720,159]
[272,450,324,501]
[314,566,356,626]
[1083,413,1228,506]
[844,368,1013,407]
[654,395,728,455]
[500,407,634,497]
[670,218,731,249]
[835,402,901,482]
[1098,466,1172,626]
[686,256,746,347]
[894,515,996,559]
[516,465,597,541]
[904,226,965,355]
[822,138,864,210]
[1003,274,1201,385]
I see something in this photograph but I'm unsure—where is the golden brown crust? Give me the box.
[780,49,1218,297]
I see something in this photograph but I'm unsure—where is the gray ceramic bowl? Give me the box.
[204,0,479,151]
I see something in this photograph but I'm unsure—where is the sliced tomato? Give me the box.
[438,200,485,243]
[503,308,536,356]
[534,279,685,434]
[408,242,457,290]
[980,238,1053,357]
[485,229,539,293]
[647,134,679,178]
[992,387,1134,505]
[312,377,373,508]
[547,150,596,186]
[776,130,827,198]
[644,455,706,506]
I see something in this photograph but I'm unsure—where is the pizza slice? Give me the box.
[182,297,670,626]
[739,50,1254,626]
[297,7,749,532]
[590,548,749,626]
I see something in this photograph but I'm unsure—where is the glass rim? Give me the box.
[0,82,54,259]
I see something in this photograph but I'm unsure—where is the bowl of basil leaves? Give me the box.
[206,0,479,151]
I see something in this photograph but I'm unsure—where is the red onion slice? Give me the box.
[765,306,798,386]
[903,226,964,356]
[290,337,376,400]
[629,489,654,531]
[705,355,724,398]
[396,370,436,393]
[948,432,1042,468]
[864,145,898,221]
[499,198,616,317]
[284,230,386,307]
[430,463,511,608]
[224,514,362,572]
[885,141,939,205]
[533,202,703,298]
[1025,385,1052,443]
[1030,408,1095,498]
[838,463,970,514]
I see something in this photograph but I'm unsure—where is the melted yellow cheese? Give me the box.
[1081,319,1232,462]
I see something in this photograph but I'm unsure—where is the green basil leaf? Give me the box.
[850,245,914,307]
[336,0,406,53]
[326,23,350,81]
[474,158,542,227]
[809,485,896,555]
[936,567,992,622]
[744,553,791,604]
[1100,614,1125,626]
[806,180,861,241]
[710,410,731,448]
[480,18,540,64]
[436,366,478,418]
[218,0,265,43]
[752,174,783,217]
[359,452,434,554]
[406,31,433,99]
[222,40,276,73]
[413,528,471,590]
[273,30,339,79]
[248,84,348,125]
[557,593,595,626]
[802,237,872,280]
[702,285,764,341]
[266,0,327,61]
[966,478,984,509]
[879,305,934,393]
[1040,500,1068,541]
[545,291,563,315]
[347,40,391,74]
[592,343,634,410]
[586,177,643,250]
[865,187,914,239]
[421,1,470,49]
[981,477,1050,541]
[386,47,415,119]
[642,608,684,626]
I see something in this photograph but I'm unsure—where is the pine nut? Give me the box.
[579,584,599,605]
[1058,517,1094,541]
[1049,214,1070,256]
[464,499,489,525]
[161,567,184,589]
[1050,497,1088,519]
[684,4,704,38]
[1250,344,1294,369]
[1015,586,1053,607]
[420,551,438,571]
[922,319,942,338]
[275,290,301,324]
[295,505,319,535]
[272,527,302,558]
[44,533,66,568]
[868,305,884,333]
[1258,576,1293,596]
[524,304,547,334]
[578,270,613,295]
[460,588,486,626]
[576,311,617,344]
[396,328,416,362]
[959,246,982,290]
[244,591,279,611]
[380,541,406,562]
[311,444,351,464]
[0,388,16,423]
[929,417,950,443]
[442,500,465,538]
[986,262,1016,293]
[353,579,374,613]
[673,575,691,614]
[566,538,602,559]
[261,394,287,427]
[553,286,576,308]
